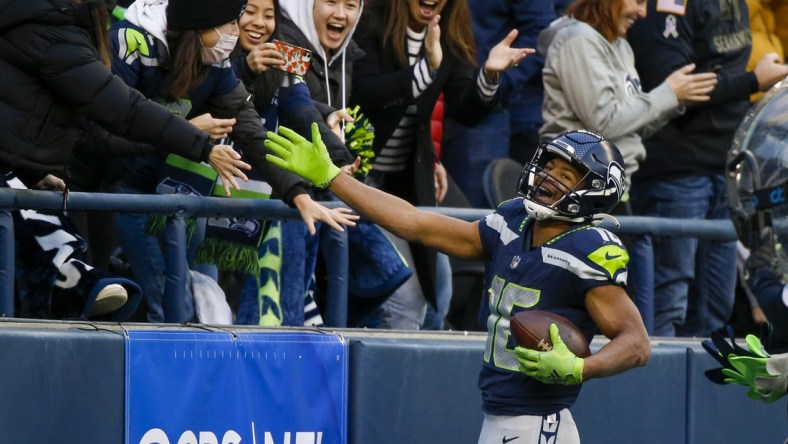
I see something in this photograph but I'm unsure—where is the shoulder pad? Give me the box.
[123,27,150,57]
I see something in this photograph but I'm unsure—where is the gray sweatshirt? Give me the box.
[538,17,679,178]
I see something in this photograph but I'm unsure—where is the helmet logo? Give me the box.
[607,162,625,200]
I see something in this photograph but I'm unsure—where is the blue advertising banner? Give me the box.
[126,330,348,444]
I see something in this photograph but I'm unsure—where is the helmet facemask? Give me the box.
[517,150,591,223]
[516,130,626,225]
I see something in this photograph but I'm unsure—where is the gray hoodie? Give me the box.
[538,17,679,178]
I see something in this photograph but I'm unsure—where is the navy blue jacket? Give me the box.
[109,20,309,201]
[468,0,558,133]
[627,0,758,180]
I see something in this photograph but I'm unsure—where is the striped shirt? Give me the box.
[374,27,499,173]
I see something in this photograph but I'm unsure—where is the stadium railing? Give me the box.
[0,187,738,325]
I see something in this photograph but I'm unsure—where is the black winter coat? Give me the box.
[349,10,498,307]
[0,0,213,183]
[350,13,498,208]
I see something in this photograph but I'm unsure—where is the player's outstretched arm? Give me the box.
[265,124,485,261]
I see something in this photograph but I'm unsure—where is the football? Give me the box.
[511,310,591,358]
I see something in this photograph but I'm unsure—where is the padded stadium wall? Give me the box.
[0,322,784,443]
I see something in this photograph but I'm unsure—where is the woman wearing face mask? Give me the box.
[107,0,357,323]
[0,0,251,321]
[230,0,413,327]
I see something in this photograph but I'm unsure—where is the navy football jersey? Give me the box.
[477,198,628,416]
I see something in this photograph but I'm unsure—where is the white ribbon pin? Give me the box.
[663,15,679,39]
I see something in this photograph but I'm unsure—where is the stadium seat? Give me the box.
[482,157,523,209]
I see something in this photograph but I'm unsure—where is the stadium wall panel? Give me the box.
[0,324,784,443]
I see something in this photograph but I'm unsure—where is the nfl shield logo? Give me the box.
[510,255,521,270]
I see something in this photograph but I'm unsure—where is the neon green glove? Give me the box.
[720,362,783,402]
[722,336,788,403]
[515,323,584,385]
[745,334,769,358]
[722,335,769,386]
[724,355,768,386]
[702,326,754,385]
[746,385,787,403]
[264,123,341,188]
[757,352,788,394]
[748,345,788,403]
[703,328,788,403]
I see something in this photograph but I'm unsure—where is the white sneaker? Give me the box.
[90,284,128,317]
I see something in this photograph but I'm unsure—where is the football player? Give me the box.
[265,124,651,444]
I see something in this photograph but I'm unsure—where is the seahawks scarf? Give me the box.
[194,173,271,275]
[145,153,217,241]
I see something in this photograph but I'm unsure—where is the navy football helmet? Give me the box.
[517,130,626,223]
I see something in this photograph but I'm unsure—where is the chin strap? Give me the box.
[524,200,621,228]
[590,213,620,228]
